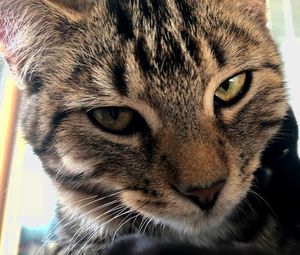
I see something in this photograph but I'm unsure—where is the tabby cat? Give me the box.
[1,0,300,254]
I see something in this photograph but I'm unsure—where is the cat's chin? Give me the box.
[164,205,231,234]
[165,193,249,238]
[160,214,225,235]
[132,207,235,246]
[130,199,237,242]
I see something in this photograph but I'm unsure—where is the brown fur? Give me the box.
[0,0,290,254]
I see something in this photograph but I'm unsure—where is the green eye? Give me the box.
[215,72,248,104]
[90,107,135,133]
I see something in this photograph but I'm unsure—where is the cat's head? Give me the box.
[0,0,287,236]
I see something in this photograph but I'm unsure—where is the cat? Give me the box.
[0,0,299,254]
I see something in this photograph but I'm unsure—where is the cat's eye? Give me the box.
[88,107,144,134]
[214,72,249,105]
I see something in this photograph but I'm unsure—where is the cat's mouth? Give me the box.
[174,180,226,211]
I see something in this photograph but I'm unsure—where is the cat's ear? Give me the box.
[0,0,93,91]
[234,0,267,24]
[43,0,95,16]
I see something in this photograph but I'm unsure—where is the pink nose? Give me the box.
[183,181,225,210]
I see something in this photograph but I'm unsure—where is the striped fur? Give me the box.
[1,0,297,254]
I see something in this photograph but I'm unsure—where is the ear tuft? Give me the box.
[0,17,6,50]
[235,0,267,24]
[0,16,14,53]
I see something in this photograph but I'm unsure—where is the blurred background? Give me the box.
[0,1,299,254]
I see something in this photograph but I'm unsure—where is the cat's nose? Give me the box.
[181,181,225,210]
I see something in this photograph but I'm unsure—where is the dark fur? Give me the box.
[103,235,275,255]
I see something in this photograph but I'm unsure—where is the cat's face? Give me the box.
[1,0,287,235]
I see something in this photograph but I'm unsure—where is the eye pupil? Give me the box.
[221,81,230,91]
[110,108,119,120]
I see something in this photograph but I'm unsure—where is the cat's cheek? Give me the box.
[211,157,259,218]
[59,153,95,175]
[55,183,129,235]
[217,174,253,213]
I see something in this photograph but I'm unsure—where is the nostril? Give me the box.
[182,181,225,210]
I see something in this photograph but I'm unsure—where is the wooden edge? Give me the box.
[0,71,20,243]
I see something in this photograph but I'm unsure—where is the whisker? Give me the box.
[137,216,148,235]
[111,213,137,241]
[130,213,140,233]
[110,201,149,241]
[249,190,279,223]
[65,201,123,253]
[36,195,98,255]
[76,206,133,254]
[37,188,127,255]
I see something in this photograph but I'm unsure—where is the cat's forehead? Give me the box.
[81,0,272,82]
[0,0,278,122]
[72,0,274,109]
